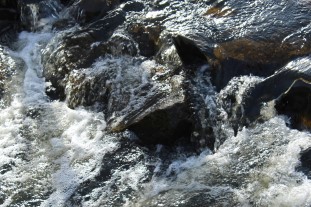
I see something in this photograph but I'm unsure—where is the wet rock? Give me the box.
[172,35,209,67]
[41,0,311,151]
[59,0,72,6]
[105,63,215,149]
[167,0,311,90]
[121,1,144,12]
[66,137,154,207]
[0,161,15,174]
[242,57,311,127]
[42,10,126,100]
[102,60,194,146]
[275,80,311,130]
[296,148,311,179]
[18,0,63,31]
[127,100,193,146]
[128,22,163,57]
[68,0,120,24]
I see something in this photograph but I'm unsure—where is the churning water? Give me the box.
[1,1,311,207]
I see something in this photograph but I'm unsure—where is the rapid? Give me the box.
[1,0,311,206]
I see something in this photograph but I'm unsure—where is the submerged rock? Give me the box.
[66,137,154,207]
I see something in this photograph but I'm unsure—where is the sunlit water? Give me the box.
[1,1,311,207]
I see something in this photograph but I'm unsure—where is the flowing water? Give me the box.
[1,1,311,207]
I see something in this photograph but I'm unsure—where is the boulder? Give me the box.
[241,57,311,128]
[68,0,120,24]
[167,0,311,90]
[42,10,127,100]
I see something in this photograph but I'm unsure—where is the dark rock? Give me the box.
[18,0,63,31]
[65,66,110,109]
[275,80,311,130]
[0,161,15,174]
[51,18,74,31]
[0,8,19,20]
[0,0,18,8]
[68,0,120,24]
[122,1,144,12]
[128,103,193,146]
[242,57,311,126]
[42,10,126,100]
[296,148,311,179]
[128,22,163,57]
[172,35,209,67]
[59,0,73,6]
[41,0,311,151]
[167,0,311,90]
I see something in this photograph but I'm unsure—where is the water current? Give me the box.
[1,1,311,207]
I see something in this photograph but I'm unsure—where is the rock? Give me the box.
[105,61,215,149]
[41,0,311,150]
[108,82,192,146]
[101,59,194,146]
[166,0,311,90]
[127,22,163,57]
[275,80,311,130]
[18,0,63,31]
[242,57,311,127]
[296,148,311,179]
[68,0,120,24]
[42,10,126,100]
[65,137,154,206]
[172,35,209,67]
[121,1,144,12]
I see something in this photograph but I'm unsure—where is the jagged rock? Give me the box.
[275,80,311,130]
[107,74,191,146]
[167,0,311,90]
[41,0,311,150]
[42,10,127,100]
[241,57,311,128]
